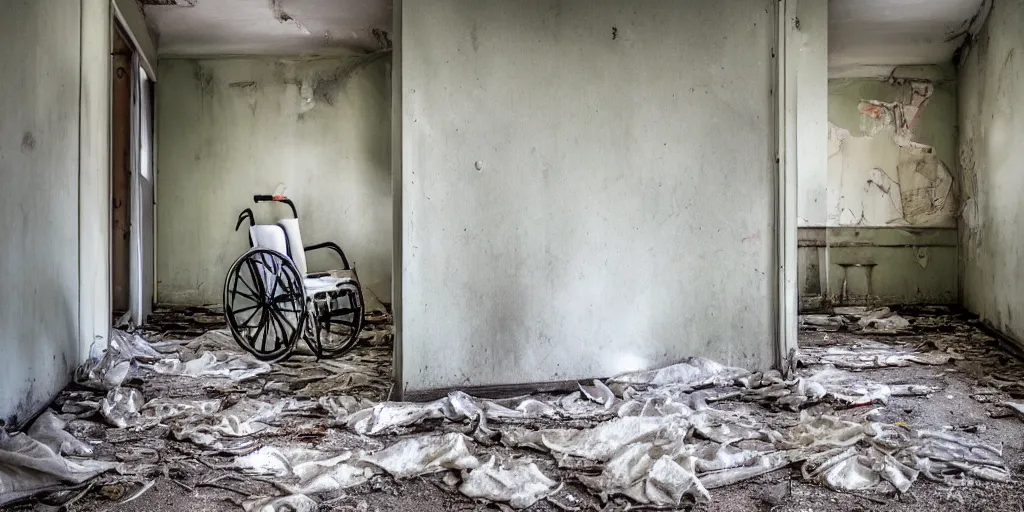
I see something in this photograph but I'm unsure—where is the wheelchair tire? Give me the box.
[312,278,365,359]
[223,248,307,363]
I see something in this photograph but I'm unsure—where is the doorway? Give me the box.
[111,23,156,326]
[111,26,132,319]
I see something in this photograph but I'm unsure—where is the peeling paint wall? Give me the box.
[156,56,392,304]
[0,0,83,425]
[958,0,1024,343]
[827,79,958,227]
[798,74,960,309]
[400,0,779,394]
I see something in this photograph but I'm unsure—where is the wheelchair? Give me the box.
[223,195,364,362]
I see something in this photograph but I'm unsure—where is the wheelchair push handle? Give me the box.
[253,194,298,218]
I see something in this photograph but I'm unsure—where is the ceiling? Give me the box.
[140,0,393,56]
[141,0,989,68]
[829,0,989,73]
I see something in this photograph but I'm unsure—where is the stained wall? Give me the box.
[959,0,1024,343]
[156,56,393,304]
[0,0,88,425]
[399,0,780,394]
[799,71,960,308]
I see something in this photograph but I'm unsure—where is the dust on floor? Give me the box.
[3,306,1024,511]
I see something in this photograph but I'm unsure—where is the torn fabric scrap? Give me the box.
[151,350,271,380]
[236,447,376,495]
[99,387,144,428]
[0,425,118,506]
[242,494,318,512]
[458,456,560,509]
[360,433,480,479]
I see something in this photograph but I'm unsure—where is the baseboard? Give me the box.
[400,378,584,402]
[974,319,1024,361]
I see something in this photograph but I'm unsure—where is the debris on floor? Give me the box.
[800,306,914,334]
[2,306,1024,511]
[0,413,119,506]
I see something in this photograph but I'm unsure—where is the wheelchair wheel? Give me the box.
[223,248,307,362]
[312,279,365,358]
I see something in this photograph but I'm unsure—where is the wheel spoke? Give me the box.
[241,261,262,297]
[252,256,277,298]
[273,310,292,352]
[232,304,260,315]
[267,264,282,301]
[269,310,290,351]
[237,304,262,329]
[266,311,281,352]
[282,275,305,313]
[254,308,269,352]
[270,305,297,332]
[233,292,261,304]
[232,273,261,309]
[272,285,299,313]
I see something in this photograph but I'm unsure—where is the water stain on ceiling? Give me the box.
[829,0,990,74]
[139,0,393,56]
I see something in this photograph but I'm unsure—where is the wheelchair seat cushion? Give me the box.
[303,269,358,296]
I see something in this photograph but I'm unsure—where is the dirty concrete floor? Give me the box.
[6,306,1024,511]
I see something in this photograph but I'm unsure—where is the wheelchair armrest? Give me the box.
[304,242,352,270]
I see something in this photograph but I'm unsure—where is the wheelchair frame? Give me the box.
[222,195,365,362]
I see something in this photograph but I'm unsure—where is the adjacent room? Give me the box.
[1,0,1023,510]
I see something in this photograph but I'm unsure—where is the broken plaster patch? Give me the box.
[828,81,955,227]
[271,0,311,35]
[856,81,934,144]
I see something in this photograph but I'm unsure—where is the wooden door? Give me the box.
[111,28,133,315]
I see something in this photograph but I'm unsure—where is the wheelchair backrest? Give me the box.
[276,218,308,276]
[248,221,308,276]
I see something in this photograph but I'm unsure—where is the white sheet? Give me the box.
[278,218,308,276]
[249,225,288,255]
[248,225,291,300]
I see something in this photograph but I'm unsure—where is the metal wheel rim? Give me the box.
[223,248,306,362]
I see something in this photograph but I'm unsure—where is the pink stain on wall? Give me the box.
[859,103,885,119]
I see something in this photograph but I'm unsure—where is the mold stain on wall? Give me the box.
[956,0,1024,343]
[827,79,957,228]
[269,51,390,119]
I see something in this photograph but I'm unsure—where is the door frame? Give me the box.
[776,0,800,373]
[129,59,155,325]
